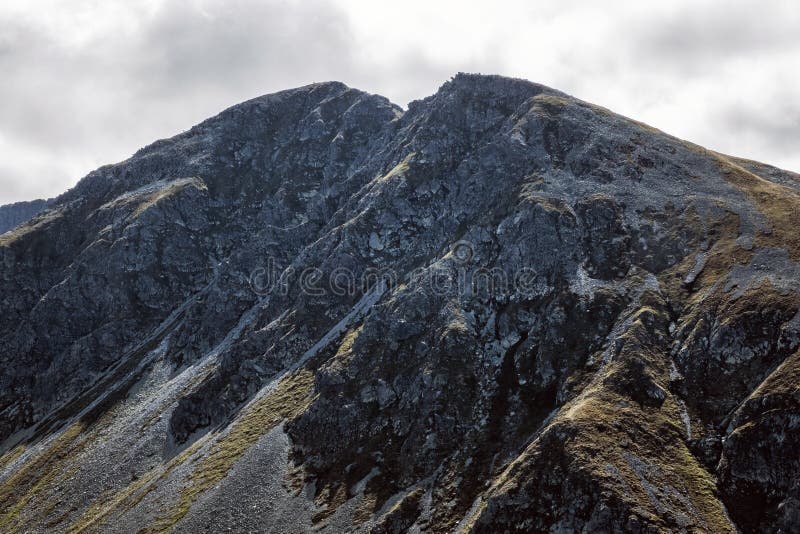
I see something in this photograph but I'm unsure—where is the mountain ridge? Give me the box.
[0,199,50,235]
[1,73,799,533]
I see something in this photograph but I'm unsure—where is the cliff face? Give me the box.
[0,199,49,235]
[1,74,799,533]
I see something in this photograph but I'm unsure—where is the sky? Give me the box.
[0,0,798,204]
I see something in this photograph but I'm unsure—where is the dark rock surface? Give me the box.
[0,198,49,234]
[1,74,799,533]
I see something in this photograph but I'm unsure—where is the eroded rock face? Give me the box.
[0,199,49,235]
[1,74,799,533]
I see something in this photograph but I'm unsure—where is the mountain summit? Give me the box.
[1,74,799,532]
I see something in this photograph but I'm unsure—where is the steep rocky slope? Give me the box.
[1,74,799,533]
[0,199,49,235]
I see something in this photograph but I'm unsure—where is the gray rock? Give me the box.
[1,73,799,534]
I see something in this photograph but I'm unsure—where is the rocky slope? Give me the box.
[1,74,799,533]
[0,199,49,235]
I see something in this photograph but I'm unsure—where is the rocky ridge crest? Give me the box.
[1,74,799,532]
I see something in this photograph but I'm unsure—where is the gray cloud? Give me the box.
[717,101,800,152]
[0,0,374,203]
[0,0,360,144]
[132,0,358,96]
[634,2,800,62]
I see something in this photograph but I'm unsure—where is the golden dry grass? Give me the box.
[0,207,65,247]
[0,444,26,472]
[719,158,800,258]
[461,290,735,533]
[146,370,315,532]
[66,437,208,534]
[0,422,86,530]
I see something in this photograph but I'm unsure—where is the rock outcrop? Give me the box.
[0,199,49,235]
[1,74,799,533]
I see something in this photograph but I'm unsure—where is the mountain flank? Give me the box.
[0,199,49,235]
[1,74,799,533]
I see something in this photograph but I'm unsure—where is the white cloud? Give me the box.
[0,0,798,203]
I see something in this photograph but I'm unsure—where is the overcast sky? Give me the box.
[0,0,798,204]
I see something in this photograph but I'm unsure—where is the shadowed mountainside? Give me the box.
[1,74,800,533]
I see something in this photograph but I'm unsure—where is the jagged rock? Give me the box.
[1,73,799,533]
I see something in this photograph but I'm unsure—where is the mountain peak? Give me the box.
[2,75,799,533]
[446,71,556,95]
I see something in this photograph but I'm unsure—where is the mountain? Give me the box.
[0,199,49,235]
[1,74,799,533]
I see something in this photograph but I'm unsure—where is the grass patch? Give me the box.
[0,422,86,530]
[0,444,26,472]
[0,206,65,246]
[67,437,208,533]
[749,348,800,399]
[146,370,315,532]
[336,326,362,358]
[368,486,425,532]
[375,154,414,185]
[130,179,206,220]
[566,387,732,532]
[719,158,800,258]
[464,289,736,532]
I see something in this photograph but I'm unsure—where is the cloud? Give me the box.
[0,0,370,203]
[0,133,78,202]
[716,99,800,153]
[132,0,359,96]
[0,0,797,204]
[632,1,800,68]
